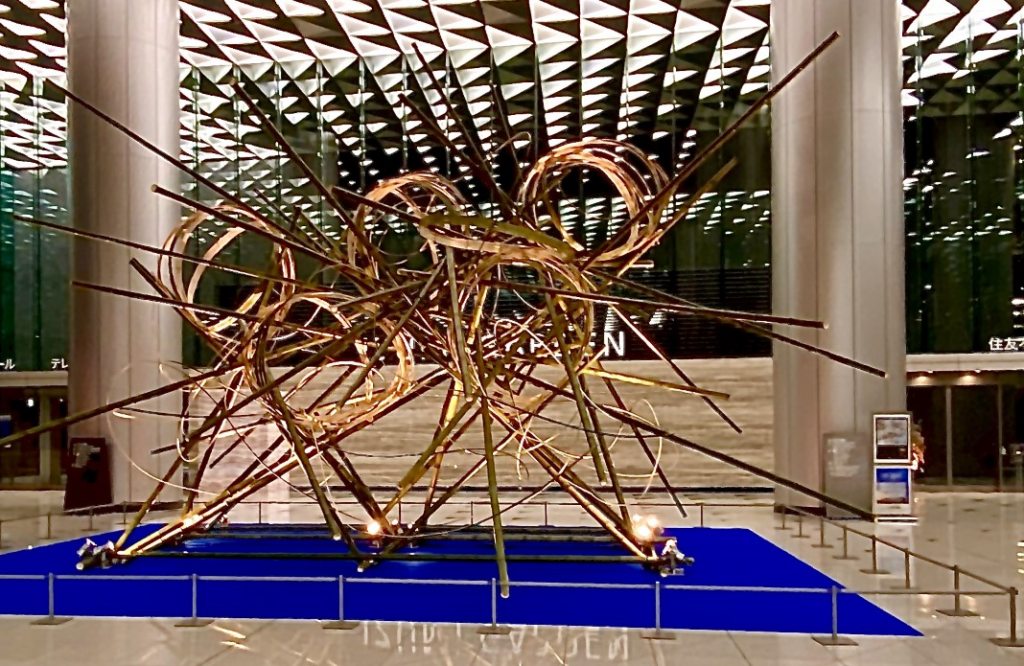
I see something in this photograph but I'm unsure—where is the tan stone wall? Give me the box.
[185,358,775,494]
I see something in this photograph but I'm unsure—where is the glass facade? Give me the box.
[904,14,1024,353]
[0,1,1022,368]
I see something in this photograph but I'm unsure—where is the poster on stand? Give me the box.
[873,413,913,464]
[823,432,872,518]
[873,466,913,518]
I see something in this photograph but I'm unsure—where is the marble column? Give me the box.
[771,0,906,509]
[67,0,181,503]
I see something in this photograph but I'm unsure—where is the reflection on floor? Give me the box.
[1,490,1024,665]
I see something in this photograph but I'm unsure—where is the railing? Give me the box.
[235,497,771,528]
[3,569,1010,645]
[778,504,1022,647]
[0,497,772,550]
[2,496,1023,647]
[0,502,131,548]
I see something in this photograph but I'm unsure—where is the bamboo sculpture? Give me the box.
[1,33,881,594]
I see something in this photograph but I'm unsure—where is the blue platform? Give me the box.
[0,525,919,636]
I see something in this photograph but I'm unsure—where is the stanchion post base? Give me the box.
[990,638,1024,648]
[640,630,676,641]
[833,555,858,561]
[812,543,833,549]
[322,620,360,631]
[812,635,858,647]
[31,616,71,626]
[937,609,980,618]
[859,568,890,575]
[792,534,810,539]
[477,624,512,635]
[174,618,213,628]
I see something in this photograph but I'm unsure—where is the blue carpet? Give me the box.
[0,525,919,636]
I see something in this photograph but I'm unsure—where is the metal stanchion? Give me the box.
[469,502,475,524]
[793,513,808,539]
[323,576,359,630]
[0,519,4,549]
[641,581,674,640]
[938,566,980,617]
[992,587,1024,647]
[258,502,263,525]
[45,513,51,540]
[859,538,890,575]
[121,503,128,526]
[543,503,549,526]
[398,500,403,524]
[812,587,857,646]
[833,528,857,561]
[899,549,915,590]
[812,516,832,549]
[699,504,705,527]
[478,578,511,635]
[31,573,71,625]
[175,574,212,627]
[776,508,790,531]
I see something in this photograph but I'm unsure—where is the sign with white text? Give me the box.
[990,336,1024,352]
[873,466,913,517]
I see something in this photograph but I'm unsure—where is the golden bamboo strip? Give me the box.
[484,278,825,329]
[583,32,840,268]
[473,335,509,597]
[121,370,450,557]
[540,280,607,483]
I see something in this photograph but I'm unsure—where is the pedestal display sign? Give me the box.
[873,467,913,517]
[873,413,912,464]
[823,432,872,518]
[63,437,112,512]
[872,414,915,520]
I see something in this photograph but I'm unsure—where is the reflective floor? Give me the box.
[2,491,1024,665]
[5,617,1021,666]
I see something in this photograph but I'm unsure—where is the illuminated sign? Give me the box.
[873,466,913,517]
[989,337,1024,352]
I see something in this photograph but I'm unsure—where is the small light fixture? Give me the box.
[632,514,662,543]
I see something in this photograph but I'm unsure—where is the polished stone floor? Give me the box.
[2,490,1024,664]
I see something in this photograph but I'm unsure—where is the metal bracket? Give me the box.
[31,616,72,626]
[640,630,676,641]
[812,634,858,647]
[174,618,213,628]
[991,638,1024,648]
[937,608,980,618]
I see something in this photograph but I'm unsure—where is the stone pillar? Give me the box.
[67,0,181,504]
[771,0,906,509]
